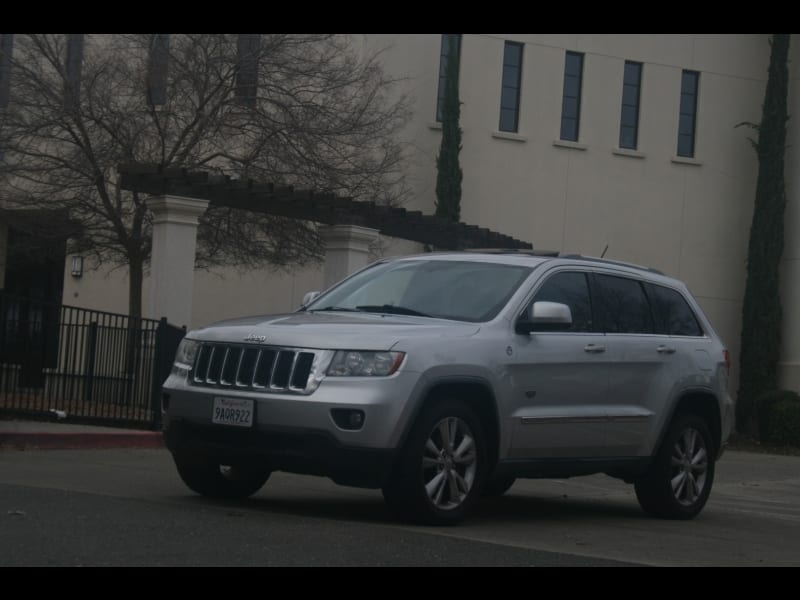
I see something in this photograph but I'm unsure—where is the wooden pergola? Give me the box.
[118,163,533,250]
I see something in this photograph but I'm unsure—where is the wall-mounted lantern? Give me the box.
[71,255,84,278]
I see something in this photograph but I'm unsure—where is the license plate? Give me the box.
[212,397,254,428]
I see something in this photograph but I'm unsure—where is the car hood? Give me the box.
[188,311,481,350]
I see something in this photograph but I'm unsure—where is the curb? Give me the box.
[0,431,165,450]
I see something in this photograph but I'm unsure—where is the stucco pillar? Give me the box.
[318,224,379,289]
[145,195,209,328]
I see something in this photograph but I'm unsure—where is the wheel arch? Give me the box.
[400,377,501,473]
[662,390,723,458]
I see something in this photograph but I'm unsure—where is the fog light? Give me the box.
[331,409,365,431]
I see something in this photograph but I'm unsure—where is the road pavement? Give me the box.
[1,443,798,566]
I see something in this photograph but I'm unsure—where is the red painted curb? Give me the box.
[0,431,165,450]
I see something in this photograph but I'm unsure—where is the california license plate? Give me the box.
[211,397,254,428]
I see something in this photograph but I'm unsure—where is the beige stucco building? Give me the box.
[3,34,799,394]
[353,34,800,394]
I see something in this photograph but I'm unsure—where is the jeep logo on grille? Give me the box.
[244,333,267,343]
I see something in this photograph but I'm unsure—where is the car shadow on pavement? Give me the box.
[177,488,395,525]
[472,493,648,523]
[177,487,648,526]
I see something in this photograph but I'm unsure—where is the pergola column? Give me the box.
[145,195,209,328]
[318,224,379,289]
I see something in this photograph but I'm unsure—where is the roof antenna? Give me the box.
[600,244,609,259]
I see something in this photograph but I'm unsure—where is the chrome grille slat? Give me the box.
[235,348,259,387]
[220,347,242,386]
[206,347,223,384]
[192,343,315,394]
[290,353,316,389]
[254,349,275,388]
[271,350,294,389]
[285,352,301,390]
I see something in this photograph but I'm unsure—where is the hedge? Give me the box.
[755,389,800,445]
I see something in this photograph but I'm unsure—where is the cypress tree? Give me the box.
[737,34,792,432]
[435,36,463,223]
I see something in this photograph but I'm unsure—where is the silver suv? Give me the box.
[162,252,734,524]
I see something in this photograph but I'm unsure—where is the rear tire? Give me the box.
[173,454,271,499]
[382,399,488,525]
[635,414,715,519]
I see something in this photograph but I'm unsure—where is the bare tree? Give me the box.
[0,34,410,319]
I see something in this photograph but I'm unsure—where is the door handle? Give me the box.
[584,344,606,354]
[657,345,676,354]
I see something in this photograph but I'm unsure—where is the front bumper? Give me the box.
[164,419,395,488]
[161,369,420,487]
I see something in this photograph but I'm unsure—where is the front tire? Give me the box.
[173,454,271,499]
[635,414,715,519]
[383,400,488,525]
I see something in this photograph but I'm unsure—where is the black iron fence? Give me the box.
[0,291,184,429]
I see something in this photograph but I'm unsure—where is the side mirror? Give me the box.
[301,291,321,308]
[515,301,573,334]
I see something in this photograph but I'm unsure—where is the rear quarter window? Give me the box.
[645,283,703,337]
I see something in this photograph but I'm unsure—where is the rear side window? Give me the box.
[645,283,703,336]
[592,274,652,334]
[532,271,593,332]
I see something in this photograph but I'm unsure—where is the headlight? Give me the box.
[327,351,405,377]
[174,338,200,370]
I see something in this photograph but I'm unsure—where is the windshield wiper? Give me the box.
[311,306,362,312]
[356,304,432,317]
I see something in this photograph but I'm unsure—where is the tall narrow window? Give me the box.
[0,35,10,161]
[64,34,84,110]
[436,34,461,122]
[0,34,13,110]
[499,41,523,133]
[619,61,642,149]
[236,34,260,107]
[147,34,170,106]
[677,70,700,157]
[560,51,584,141]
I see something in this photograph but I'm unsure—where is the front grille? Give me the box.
[191,343,317,393]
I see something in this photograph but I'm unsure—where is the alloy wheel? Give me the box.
[421,417,478,510]
[670,427,709,506]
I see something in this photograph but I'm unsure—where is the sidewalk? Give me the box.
[0,418,164,450]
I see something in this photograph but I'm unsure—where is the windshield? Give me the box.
[307,259,533,322]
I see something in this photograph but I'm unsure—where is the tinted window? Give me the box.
[619,61,642,150]
[677,70,699,157]
[147,34,170,106]
[560,51,584,141]
[645,283,703,336]
[0,34,12,110]
[236,34,260,107]
[532,272,592,332]
[499,41,523,133]
[64,34,84,109]
[592,274,652,334]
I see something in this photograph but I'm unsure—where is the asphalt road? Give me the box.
[1,448,798,566]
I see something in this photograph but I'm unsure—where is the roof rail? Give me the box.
[464,248,560,257]
[559,254,665,275]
